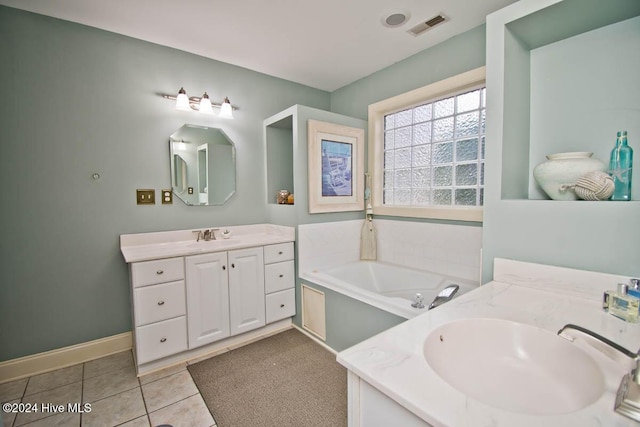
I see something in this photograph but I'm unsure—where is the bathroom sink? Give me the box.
[423,318,605,415]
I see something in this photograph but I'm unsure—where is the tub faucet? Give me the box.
[428,284,459,310]
[411,293,425,309]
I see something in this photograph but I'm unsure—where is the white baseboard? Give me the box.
[292,324,337,355]
[0,332,132,384]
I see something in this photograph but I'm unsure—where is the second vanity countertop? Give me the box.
[120,224,295,263]
[337,259,640,427]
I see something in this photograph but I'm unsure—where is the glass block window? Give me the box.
[383,87,485,207]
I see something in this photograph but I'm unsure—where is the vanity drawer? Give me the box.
[264,242,294,264]
[131,257,184,288]
[133,280,186,326]
[264,260,294,294]
[265,288,296,324]
[135,316,187,364]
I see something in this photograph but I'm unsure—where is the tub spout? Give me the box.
[428,285,459,310]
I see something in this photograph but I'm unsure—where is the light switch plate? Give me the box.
[136,189,155,205]
[161,189,173,204]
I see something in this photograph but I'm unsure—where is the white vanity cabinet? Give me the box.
[121,225,296,374]
[186,247,266,349]
[185,252,230,348]
[228,247,266,335]
[130,258,188,365]
[264,242,296,323]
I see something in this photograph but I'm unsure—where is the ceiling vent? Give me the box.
[408,14,448,36]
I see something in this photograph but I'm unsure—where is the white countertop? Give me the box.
[120,224,295,263]
[337,260,640,427]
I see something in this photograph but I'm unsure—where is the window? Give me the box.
[368,67,486,222]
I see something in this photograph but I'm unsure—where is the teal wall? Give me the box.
[10,1,628,362]
[482,14,640,282]
[0,6,330,361]
[330,24,486,120]
[298,282,404,352]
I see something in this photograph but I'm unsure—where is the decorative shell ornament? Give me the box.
[569,171,615,201]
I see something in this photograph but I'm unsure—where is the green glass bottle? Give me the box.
[609,131,633,201]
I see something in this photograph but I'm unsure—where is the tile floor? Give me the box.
[0,350,216,427]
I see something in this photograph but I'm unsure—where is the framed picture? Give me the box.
[308,119,364,213]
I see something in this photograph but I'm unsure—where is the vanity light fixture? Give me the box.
[175,87,191,111]
[219,97,234,119]
[199,92,214,114]
[162,88,236,119]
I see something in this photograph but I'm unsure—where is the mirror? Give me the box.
[169,124,236,205]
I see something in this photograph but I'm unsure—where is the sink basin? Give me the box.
[423,318,604,415]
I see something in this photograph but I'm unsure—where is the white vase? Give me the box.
[533,152,606,201]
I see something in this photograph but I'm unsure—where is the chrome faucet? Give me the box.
[428,284,459,310]
[557,324,639,376]
[411,293,425,309]
[557,324,640,422]
[192,228,219,242]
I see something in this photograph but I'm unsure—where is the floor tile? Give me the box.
[0,378,28,403]
[83,351,134,380]
[118,415,151,427]
[81,387,146,427]
[141,371,198,413]
[20,412,80,427]
[139,362,186,385]
[2,398,19,427]
[148,394,215,427]
[24,365,83,396]
[15,382,82,426]
[83,365,139,403]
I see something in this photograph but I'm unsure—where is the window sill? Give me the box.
[373,205,483,222]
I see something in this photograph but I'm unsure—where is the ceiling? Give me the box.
[0,0,518,92]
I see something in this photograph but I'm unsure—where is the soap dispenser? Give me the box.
[609,283,640,323]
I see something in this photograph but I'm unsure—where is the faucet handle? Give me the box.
[192,230,204,242]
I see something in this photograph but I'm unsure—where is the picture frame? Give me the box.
[307,119,364,213]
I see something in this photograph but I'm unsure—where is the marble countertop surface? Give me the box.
[337,260,640,427]
[120,224,295,263]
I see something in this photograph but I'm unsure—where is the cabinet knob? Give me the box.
[232,263,235,268]
[279,274,284,278]
[280,304,285,308]
[160,338,167,343]
[222,265,226,270]
[278,251,283,255]
[156,270,164,275]
[157,301,165,306]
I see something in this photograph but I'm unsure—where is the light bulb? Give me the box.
[175,87,191,111]
[199,92,213,114]
[219,97,234,119]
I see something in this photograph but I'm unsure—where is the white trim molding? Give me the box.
[0,332,132,384]
[368,66,486,222]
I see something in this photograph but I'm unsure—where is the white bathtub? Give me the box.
[302,261,479,319]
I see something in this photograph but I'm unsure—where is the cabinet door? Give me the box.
[228,247,266,336]
[185,252,230,348]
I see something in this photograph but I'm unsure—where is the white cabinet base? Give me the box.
[135,318,292,376]
[347,371,432,427]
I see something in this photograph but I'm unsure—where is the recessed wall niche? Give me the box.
[492,0,640,200]
[265,114,294,205]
